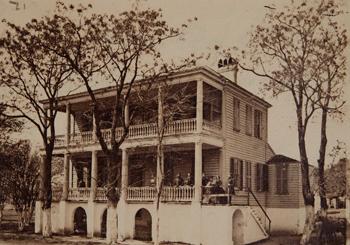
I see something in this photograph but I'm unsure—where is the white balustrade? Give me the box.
[95,187,119,201]
[126,186,195,202]
[54,135,65,147]
[127,186,156,201]
[56,118,221,148]
[162,186,195,202]
[203,120,222,133]
[68,188,91,201]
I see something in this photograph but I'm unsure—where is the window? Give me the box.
[254,110,262,139]
[230,158,243,190]
[276,163,288,194]
[233,98,240,131]
[256,163,268,192]
[203,84,222,125]
[245,161,252,190]
[245,105,253,135]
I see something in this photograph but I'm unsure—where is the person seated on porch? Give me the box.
[174,173,184,187]
[184,173,193,186]
[212,176,225,194]
[202,173,209,186]
[149,173,156,187]
[227,174,235,195]
[78,180,86,188]
[204,177,214,194]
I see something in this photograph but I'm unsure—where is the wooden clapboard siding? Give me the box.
[203,148,220,177]
[222,85,270,206]
[266,162,301,208]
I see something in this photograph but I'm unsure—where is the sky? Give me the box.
[0,0,349,166]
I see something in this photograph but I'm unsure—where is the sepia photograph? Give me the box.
[0,0,349,244]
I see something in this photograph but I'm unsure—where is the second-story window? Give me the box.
[246,105,253,135]
[203,83,222,125]
[230,158,243,190]
[256,163,268,192]
[233,97,240,131]
[245,161,252,190]
[254,109,262,139]
[276,163,288,195]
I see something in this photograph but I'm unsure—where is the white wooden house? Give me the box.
[35,64,310,244]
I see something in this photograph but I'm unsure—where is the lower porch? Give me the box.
[55,143,250,205]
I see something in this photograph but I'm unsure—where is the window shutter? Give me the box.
[263,164,268,191]
[276,165,281,194]
[233,98,240,131]
[245,105,252,135]
[256,163,261,191]
[239,160,243,190]
[245,161,251,190]
[282,164,288,194]
[230,158,234,176]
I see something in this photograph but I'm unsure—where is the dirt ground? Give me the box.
[0,233,302,245]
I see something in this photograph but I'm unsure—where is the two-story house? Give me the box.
[35,63,310,245]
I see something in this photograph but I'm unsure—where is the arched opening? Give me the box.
[73,207,87,236]
[232,209,244,245]
[134,208,152,241]
[101,209,107,238]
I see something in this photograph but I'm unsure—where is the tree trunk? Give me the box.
[0,203,3,226]
[106,203,118,244]
[300,205,315,245]
[106,153,120,244]
[297,108,315,245]
[154,143,164,245]
[18,213,25,232]
[42,208,52,237]
[318,108,328,212]
[40,152,53,237]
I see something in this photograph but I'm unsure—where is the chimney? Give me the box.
[217,57,238,84]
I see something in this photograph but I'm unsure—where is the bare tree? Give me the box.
[33,2,197,242]
[0,17,73,236]
[150,78,196,245]
[220,1,347,243]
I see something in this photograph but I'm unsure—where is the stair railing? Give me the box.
[247,187,271,235]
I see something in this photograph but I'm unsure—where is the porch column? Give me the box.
[65,103,71,145]
[117,148,129,242]
[194,141,202,202]
[68,156,73,188]
[90,150,98,201]
[196,80,203,133]
[120,148,129,200]
[87,150,98,237]
[62,153,70,200]
[124,102,129,127]
[92,110,97,142]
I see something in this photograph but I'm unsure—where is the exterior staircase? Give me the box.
[249,206,269,238]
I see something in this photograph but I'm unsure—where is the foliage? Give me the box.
[0,1,75,236]
[325,158,347,197]
[0,140,39,230]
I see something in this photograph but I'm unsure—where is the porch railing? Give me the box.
[54,118,222,147]
[68,187,90,201]
[127,187,156,201]
[126,186,195,202]
[95,187,120,201]
[161,186,194,202]
[203,120,221,133]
